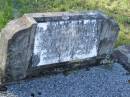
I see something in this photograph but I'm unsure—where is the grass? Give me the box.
[0,0,130,47]
[0,0,13,29]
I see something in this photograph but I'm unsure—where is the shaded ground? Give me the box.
[0,63,130,97]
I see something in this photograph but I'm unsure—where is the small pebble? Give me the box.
[31,93,35,97]
[0,86,7,92]
[38,92,41,95]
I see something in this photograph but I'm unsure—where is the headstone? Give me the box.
[0,11,119,84]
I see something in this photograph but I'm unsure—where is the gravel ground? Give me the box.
[0,63,130,97]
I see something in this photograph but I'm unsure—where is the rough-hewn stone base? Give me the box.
[0,11,119,84]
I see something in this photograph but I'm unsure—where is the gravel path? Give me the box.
[0,63,130,97]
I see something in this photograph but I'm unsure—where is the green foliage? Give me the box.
[0,0,13,29]
[115,32,130,47]
[0,0,130,47]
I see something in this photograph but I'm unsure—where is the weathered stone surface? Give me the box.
[112,45,130,71]
[0,16,37,83]
[0,11,119,84]
[97,19,119,55]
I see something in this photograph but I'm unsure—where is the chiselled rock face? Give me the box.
[0,11,120,83]
[33,20,97,66]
